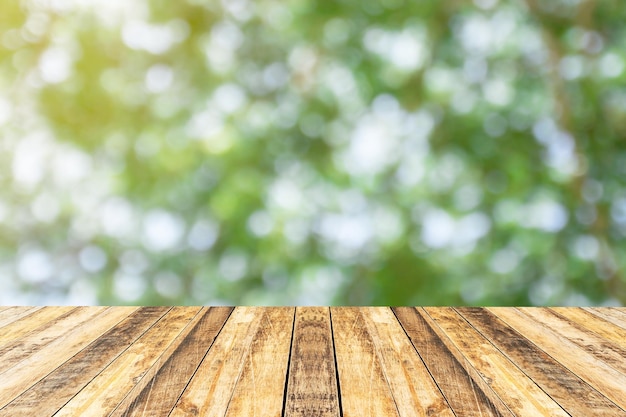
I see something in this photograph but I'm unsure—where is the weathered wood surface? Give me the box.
[0,307,625,416]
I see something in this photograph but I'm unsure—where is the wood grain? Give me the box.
[458,307,626,416]
[416,308,515,417]
[284,307,340,417]
[109,306,233,417]
[0,306,625,417]
[169,307,264,417]
[489,307,626,411]
[362,308,455,417]
[520,307,626,375]
[393,307,504,417]
[0,307,42,329]
[225,307,295,417]
[550,307,626,350]
[0,307,75,346]
[0,307,107,374]
[426,307,569,416]
[54,307,198,417]
[332,307,400,417]
[584,307,626,330]
[0,307,168,417]
[0,307,135,409]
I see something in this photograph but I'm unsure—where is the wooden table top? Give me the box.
[0,307,625,416]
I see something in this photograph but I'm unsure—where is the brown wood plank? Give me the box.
[458,307,626,416]
[0,307,76,346]
[0,307,136,409]
[520,308,626,376]
[284,307,340,417]
[608,307,626,316]
[550,307,626,350]
[488,307,626,412]
[584,307,626,330]
[393,307,505,417]
[415,308,514,417]
[109,306,233,417]
[1,306,625,416]
[0,307,169,417]
[425,307,569,416]
[0,307,42,329]
[361,308,455,417]
[225,307,295,417]
[168,307,264,417]
[332,307,399,417]
[53,307,199,417]
[0,306,108,374]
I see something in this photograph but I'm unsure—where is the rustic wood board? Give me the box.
[0,306,75,346]
[2,307,169,417]
[224,307,294,417]
[393,307,503,417]
[0,307,42,329]
[169,306,264,417]
[284,307,340,417]
[54,307,196,417]
[332,307,400,417]
[109,306,233,417]
[0,307,625,416]
[458,307,625,416]
[487,307,626,413]
[0,307,135,409]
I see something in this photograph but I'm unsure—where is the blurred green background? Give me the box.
[1,0,625,306]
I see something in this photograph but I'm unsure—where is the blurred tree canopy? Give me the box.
[0,0,625,306]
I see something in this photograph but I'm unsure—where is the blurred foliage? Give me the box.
[1,0,625,306]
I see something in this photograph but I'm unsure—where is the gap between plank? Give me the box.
[452,308,572,417]
[328,308,344,417]
[5,307,137,413]
[161,306,235,417]
[43,307,173,417]
[391,307,459,417]
[498,307,626,414]
[420,307,515,417]
[280,308,297,417]
[360,308,402,417]
[103,306,205,417]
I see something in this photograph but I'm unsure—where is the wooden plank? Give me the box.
[584,307,626,330]
[361,308,455,417]
[109,307,233,417]
[417,308,513,416]
[0,307,108,374]
[169,307,264,417]
[425,307,569,416]
[488,307,626,411]
[520,308,626,375]
[225,307,295,417]
[550,307,626,350]
[0,307,42,329]
[2,306,626,416]
[284,307,340,417]
[0,307,169,417]
[414,308,514,417]
[458,307,626,416]
[53,307,199,417]
[0,307,76,346]
[332,307,401,417]
[0,307,136,409]
[393,307,504,417]
[606,307,626,316]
